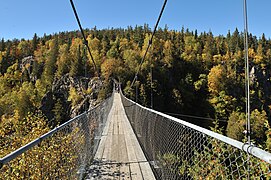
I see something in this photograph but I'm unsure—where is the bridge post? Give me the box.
[135,76,138,103]
[113,82,115,92]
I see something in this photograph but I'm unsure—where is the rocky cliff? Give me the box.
[40,74,102,126]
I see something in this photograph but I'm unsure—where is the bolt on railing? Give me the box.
[120,91,271,179]
[0,94,113,179]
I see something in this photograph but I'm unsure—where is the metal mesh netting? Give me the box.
[0,94,113,179]
[120,92,271,179]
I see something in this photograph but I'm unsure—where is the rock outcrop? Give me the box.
[40,74,102,125]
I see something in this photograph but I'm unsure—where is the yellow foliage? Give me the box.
[0,122,86,179]
[70,38,83,58]
[213,54,222,64]
[254,55,264,64]
[163,40,174,67]
[0,110,49,158]
[208,65,224,95]
[34,43,47,63]
[202,53,207,61]
[84,88,93,95]
[101,58,123,80]
[119,38,130,51]
[68,86,83,107]
[248,48,256,59]
[223,51,233,62]
[172,89,182,104]
[88,37,101,51]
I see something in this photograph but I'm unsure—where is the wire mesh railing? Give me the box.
[120,91,271,179]
[0,94,113,179]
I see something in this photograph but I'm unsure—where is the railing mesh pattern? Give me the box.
[0,94,113,179]
[121,92,271,179]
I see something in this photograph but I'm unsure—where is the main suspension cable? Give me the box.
[130,0,168,88]
[69,0,98,76]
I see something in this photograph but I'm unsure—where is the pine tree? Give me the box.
[101,35,110,56]
[56,44,70,78]
[42,38,58,88]
[32,33,38,53]
[52,98,64,126]
[70,44,83,77]
[0,38,5,51]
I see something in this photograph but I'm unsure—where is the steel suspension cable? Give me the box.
[69,0,98,76]
[243,0,250,144]
[243,0,251,179]
[130,0,168,88]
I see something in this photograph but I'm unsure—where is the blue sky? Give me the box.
[0,0,270,40]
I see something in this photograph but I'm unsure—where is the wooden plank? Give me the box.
[139,162,156,180]
[123,125,138,162]
[88,93,156,180]
[118,117,124,135]
[103,126,113,161]
[123,119,143,179]
[129,163,143,180]
[100,96,119,179]
[122,114,146,162]
[118,135,128,163]
[99,127,114,179]
[119,163,131,180]
[107,118,114,135]
[111,134,119,162]
[102,117,111,136]
[94,104,113,159]
[130,134,146,162]
[102,102,114,136]
[94,135,106,160]
[95,163,118,179]
[113,114,119,135]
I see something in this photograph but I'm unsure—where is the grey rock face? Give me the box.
[40,74,102,125]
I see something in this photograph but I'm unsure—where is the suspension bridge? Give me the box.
[1,83,271,179]
[1,0,271,179]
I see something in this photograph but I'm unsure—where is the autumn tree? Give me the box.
[41,38,58,88]
[227,109,267,145]
[17,40,31,58]
[163,40,174,68]
[208,64,226,96]
[1,25,271,153]
[69,38,83,77]
[56,44,70,78]
[52,98,65,126]
[101,58,124,81]
[70,44,83,77]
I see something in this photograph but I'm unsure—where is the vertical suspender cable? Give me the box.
[150,58,153,109]
[150,44,154,109]
[243,0,250,145]
[135,76,138,103]
[243,0,251,179]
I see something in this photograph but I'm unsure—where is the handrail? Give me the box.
[0,95,112,169]
[120,90,271,164]
[0,112,86,168]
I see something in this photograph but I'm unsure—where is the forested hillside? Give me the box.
[1,25,271,156]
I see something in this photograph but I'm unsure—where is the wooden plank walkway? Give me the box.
[86,93,156,180]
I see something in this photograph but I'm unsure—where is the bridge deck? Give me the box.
[86,93,155,180]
